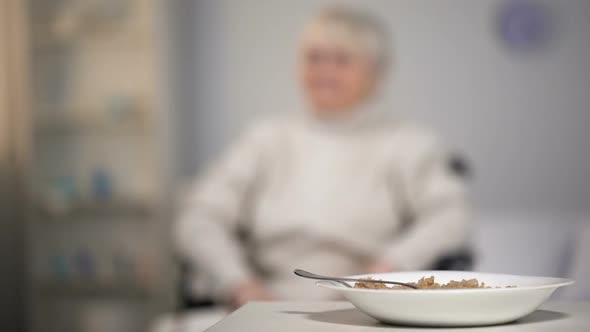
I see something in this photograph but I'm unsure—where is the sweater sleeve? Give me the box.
[381,132,470,271]
[175,123,271,302]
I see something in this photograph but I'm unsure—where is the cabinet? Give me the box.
[4,0,177,331]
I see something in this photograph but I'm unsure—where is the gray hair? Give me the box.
[302,5,391,68]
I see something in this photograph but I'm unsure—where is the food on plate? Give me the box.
[354,276,515,290]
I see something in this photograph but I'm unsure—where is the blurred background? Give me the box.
[0,0,588,331]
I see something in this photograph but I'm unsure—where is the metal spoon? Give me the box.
[294,269,419,289]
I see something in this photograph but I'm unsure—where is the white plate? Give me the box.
[316,271,573,327]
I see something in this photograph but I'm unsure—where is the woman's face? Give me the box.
[301,44,378,113]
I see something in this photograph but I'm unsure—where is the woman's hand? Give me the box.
[364,259,395,274]
[229,279,277,309]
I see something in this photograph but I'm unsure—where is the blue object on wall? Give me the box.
[497,0,552,51]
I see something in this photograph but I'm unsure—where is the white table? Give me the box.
[206,301,590,332]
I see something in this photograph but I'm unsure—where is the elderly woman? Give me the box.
[176,6,470,308]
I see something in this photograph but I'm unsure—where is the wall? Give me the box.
[169,0,590,216]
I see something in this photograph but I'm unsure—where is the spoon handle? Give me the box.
[294,269,418,289]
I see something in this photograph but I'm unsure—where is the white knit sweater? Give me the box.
[176,110,470,301]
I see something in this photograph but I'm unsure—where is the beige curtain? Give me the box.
[0,0,30,330]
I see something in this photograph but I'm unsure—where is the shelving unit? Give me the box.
[35,282,152,299]
[33,200,155,223]
[20,1,176,331]
[34,112,154,137]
